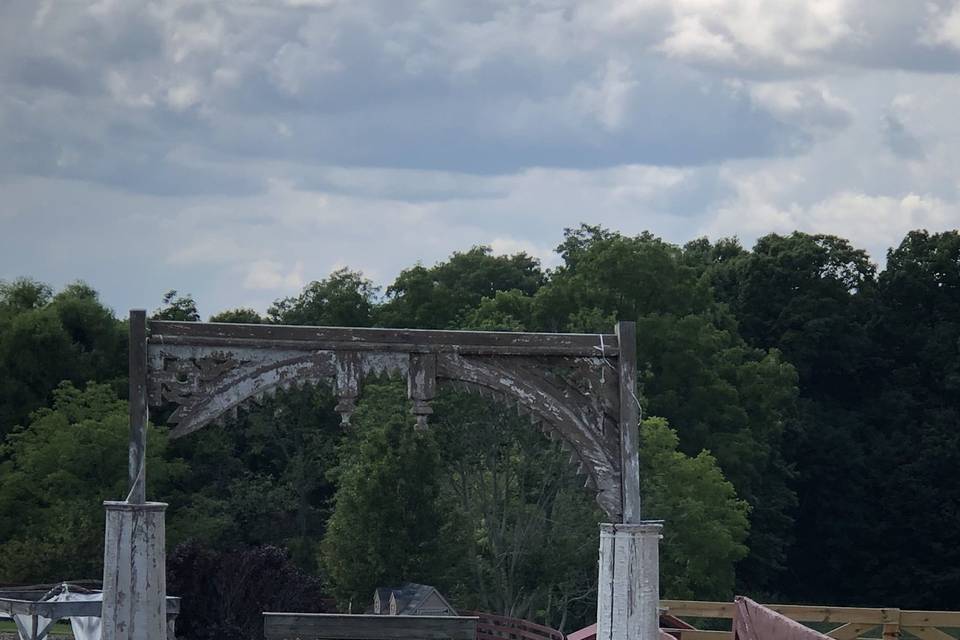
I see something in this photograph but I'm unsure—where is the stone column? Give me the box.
[596,522,663,640]
[101,501,167,640]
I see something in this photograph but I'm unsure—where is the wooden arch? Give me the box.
[128,311,641,523]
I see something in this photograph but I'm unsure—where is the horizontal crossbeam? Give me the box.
[148,321,620,357]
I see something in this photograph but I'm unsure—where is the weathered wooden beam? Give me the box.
[827,623,878,639]
[128,310,148,504]
[262,613,478,640]
[616,320,641,524]
[660,600,897,625]
[147,321,619,357]
[901,610,960,627]
[905,627,956,640]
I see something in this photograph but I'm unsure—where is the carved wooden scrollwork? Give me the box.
[143,321,631,519]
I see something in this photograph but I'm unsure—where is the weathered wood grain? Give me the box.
[148,321,619,357]
[128,310,148,504]
[436,353,622,519]
[616,321,641,524]
[262,613,478,640]
[408,353,437,430]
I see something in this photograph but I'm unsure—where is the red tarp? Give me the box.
[733,597,831,640]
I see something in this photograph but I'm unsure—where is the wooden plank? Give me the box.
[660,601,891,625]
[904,627,956,640]
[616,321,641,524]
[147,321,619,357]
[827,623,878,639]
[263,613,478,640]
[128,309,148,504]
[661,601,736,619]
[674,631,732,640]
[902,611,960,628]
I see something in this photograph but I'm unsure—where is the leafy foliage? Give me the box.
[0,382,186,583]
[377,247,543,329]
[269,269,378,326]
[154,290,201,321]
[168,543,329,640]
[321,382,446,608]
[3,225,959,630]
[0,280,125,437]
[640,417,749,599]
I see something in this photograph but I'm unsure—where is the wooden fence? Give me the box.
[660,600,960,640]
[461,610,565,640]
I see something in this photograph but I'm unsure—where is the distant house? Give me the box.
[369,583,457,616]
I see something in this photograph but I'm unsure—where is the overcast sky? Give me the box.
[2,0,960,317]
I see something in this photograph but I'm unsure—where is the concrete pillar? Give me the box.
[596,522,663,640]
[102,501,167,640]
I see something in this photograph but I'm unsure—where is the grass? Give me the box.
[0,619,75,636]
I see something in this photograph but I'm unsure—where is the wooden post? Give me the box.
[616,321,641,524]
[597,323,660,640]
[883,609,901,640]
[128,310,148,504]
[101,501,168,640]
[596,523,662,640]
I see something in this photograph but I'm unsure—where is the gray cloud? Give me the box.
[2,0,960,314]
[881,113,925,160]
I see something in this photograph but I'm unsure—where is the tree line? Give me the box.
[0,226,957,637]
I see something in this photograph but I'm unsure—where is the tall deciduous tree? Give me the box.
[377,247,543,329]
[0,382,186,583]
[532,226,798,592]
[0,280,125,437]
[321,383,445,608]
[269,269,378,327]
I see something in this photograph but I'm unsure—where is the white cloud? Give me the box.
[165,82,202,111]
[3,0,960,315]
[926,3,960,50]
[488,237,559,269]
[655,0,853,69]
[571,59,638,131]
[704,169,960,260]
[243,260,305,291]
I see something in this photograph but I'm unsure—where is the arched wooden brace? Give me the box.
[133,317,641,523]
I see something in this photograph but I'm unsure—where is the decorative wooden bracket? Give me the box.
[137,320,639,521]
[334,352,362,426]
[408,353,437,430]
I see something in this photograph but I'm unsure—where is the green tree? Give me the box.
[431,391,601,630]
[0,382,186,583]
[854,230,960,608]
[699,232,878,399]
[269,269,378,326]
[153,290,201,321]
[165,384,344,572]
[640,417,750,599]
[209,308,265,324]
[690,233,884,600]
[532,226,798,591]
[321,383,445,607]
[0,280,125,437]
[377,247,543,329]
